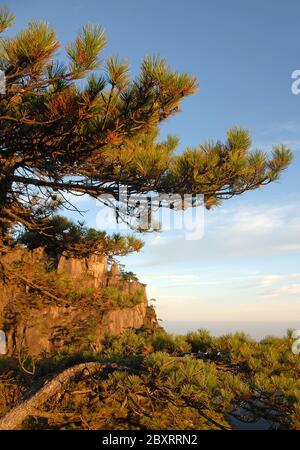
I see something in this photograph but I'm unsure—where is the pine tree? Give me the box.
[0,7,293,255]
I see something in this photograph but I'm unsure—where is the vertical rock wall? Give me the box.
[0,247,160,357]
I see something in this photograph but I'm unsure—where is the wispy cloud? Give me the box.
[122,199,300,322]
[248,270,300,299]
[138,201,300,268]
[260,283,300,299]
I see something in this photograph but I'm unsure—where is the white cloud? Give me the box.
[253,272,300,287]
[143,272,262,288]
[230,209,283,233]
[260,283,300,299]
[123,200,300,322]
[136,201,300,268]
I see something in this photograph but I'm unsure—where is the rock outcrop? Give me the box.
[0,247,159,357]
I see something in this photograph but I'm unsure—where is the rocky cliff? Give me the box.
[0,247,159,357]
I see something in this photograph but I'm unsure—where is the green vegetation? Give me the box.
[0,328,299,430]
[9,262,145,309]
[120,271,139,282]
[17,215,144,259]
[10,264,95,308]
[100,286,145,309]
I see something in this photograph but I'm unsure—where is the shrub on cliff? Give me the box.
[100,286,145,309]
[18,215,143,259]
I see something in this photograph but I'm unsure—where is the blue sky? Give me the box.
[6,0,300,326]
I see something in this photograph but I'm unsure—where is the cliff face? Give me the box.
[0,247,159,357]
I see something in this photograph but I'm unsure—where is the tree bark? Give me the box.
[0,362,128,430]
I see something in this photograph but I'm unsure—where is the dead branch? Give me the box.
[18,352,36,376]
[0,362,131,430]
